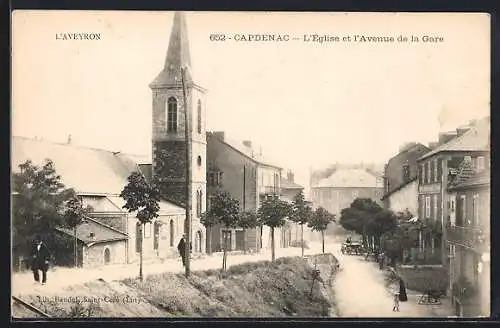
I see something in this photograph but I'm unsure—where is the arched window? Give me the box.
[167,97,178,132]
[196,190,201,217]
[104,248,111,265]
[197,100,202,134]
[169,220,175,247]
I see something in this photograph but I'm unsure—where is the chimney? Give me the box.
[67,134,72,144]
[428,142,439,149]
[456,125,472,137]
[89,232,96,241]
[438,131,457,145]
[212,131,225,141]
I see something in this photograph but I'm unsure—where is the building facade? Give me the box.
[11,136,190,269]
[280,171,311,244]
[447,162,490,317]
[382,142,430,213]
[310,168,384,216]
[206,132,284,253]
[416,117,490,267]
[149,12,206,250]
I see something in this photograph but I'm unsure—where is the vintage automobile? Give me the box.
[341,242,364,255]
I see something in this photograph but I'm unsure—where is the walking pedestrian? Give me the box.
[399,278,408,302]
[177,235,187,267]
[392,292,400,312]
[177,235,193,267]
[31,237,50,285]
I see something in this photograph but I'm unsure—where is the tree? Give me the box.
[12,159,77,267]
[258,194,293,261]
[238,210,259,254]
[205,191,240,271]
[290,190,313,257]
[308,207,335,253]
[120,171,160,281]
[200,211,218,255]
[62,196,93,267]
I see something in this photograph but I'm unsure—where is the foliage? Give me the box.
[258,194,293,229]
[308,207,335,232]
[12,159,77,258]
[200,211,218,229]
[120,171,160,224]
[62,196,93,229]
[290,190,313,226]
[206,191,240,228]
[238,210,259,229]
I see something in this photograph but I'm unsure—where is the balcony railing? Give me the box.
[446,225,488,252]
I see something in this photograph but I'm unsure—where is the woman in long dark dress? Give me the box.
[399,277,408,302]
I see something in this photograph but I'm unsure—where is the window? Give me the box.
[207,196,214,210]
[430,161,435,182]
[425,196,431,219]
[426,162,431,184]
[167,97,178,132]
[434,159,438,182]
[418,164,423,184]
[196,190,203,217]
[352,190,358,199]
[433,194,438,220]
[208,171,223,187]
[197,155,202,167]
[477,156,485,171]
[169,220,175,247]
[197,100,202,134]
[461,195,467,224]
[472,194,479,226]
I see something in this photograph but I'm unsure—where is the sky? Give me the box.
[12,11,490,189]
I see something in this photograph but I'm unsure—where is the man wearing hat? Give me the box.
[177,234,193,267]
[31,236,51,285]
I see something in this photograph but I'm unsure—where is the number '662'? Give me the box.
[210,34,226,41]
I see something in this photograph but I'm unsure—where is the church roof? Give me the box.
[314,168,383,188]
[11,136,185,214]
[150,12,194,88]
[56,216,128,245]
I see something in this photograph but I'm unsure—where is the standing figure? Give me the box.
[177,235,187,267]
[378,252,385,270]
[31,237,50,285]
[399,278,408,302]
[392,292,400,312]
[177,235,193,267]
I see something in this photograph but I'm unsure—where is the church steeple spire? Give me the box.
[150,11,193,88]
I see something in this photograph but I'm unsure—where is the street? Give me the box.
[12,240,454,318]
[11,244,315,297]
[330,242,454,317]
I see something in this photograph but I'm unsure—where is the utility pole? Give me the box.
[181,66,192,277]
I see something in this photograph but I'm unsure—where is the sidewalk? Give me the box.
[12,245,316,297]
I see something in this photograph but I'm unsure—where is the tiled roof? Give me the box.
[449,159,476,187]
[315,168,383,188]
[56,217,128,245]
[12,136,138,195]
[449,170,490,190]
[419,117,490,160]
[280,177,303,190]
[11,137,185,214]
[210,134,283,169]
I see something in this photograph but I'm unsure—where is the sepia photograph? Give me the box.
[11,10,490,319]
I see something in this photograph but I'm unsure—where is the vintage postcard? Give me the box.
[11,11,490,319]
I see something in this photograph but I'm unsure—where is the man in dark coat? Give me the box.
[399,277,408,302]
[177,235,193,267]
[31,237,50,285]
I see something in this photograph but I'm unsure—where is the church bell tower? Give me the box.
[149,12,207,249]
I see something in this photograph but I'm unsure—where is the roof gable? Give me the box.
[315,168,383,188]
[56,217,128,245]
[419,117,490,160]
